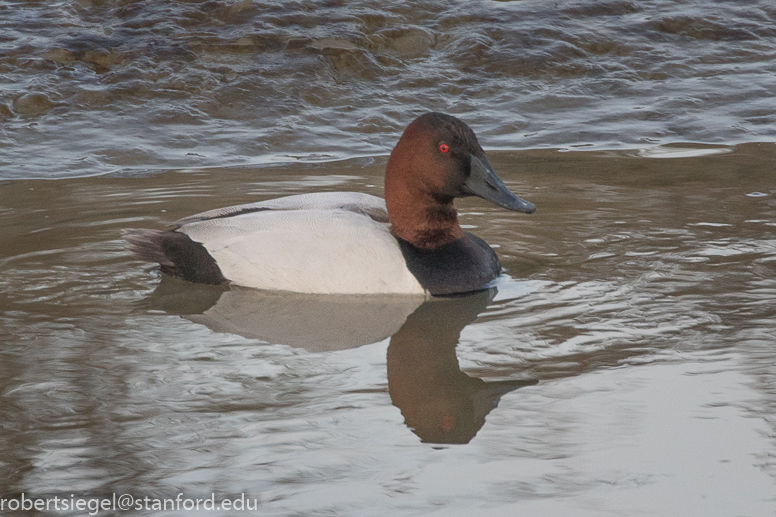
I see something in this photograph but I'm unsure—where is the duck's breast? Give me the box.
[178,207,425,295]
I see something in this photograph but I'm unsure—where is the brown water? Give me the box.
[1,146,775,515]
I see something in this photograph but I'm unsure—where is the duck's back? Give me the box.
[126,192,426,295]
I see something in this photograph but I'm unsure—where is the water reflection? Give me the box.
[388,291,536,444]
[144,279,534,443]
[143,276,424,351]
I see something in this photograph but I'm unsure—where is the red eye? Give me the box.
[439,143,450,154]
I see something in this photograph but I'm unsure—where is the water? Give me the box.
[2,0,776,515]
[2,146,775,515]
[1,0,775,178]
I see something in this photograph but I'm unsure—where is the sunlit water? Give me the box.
[1,146,775,515]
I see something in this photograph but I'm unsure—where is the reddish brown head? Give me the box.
[385,112,535,249]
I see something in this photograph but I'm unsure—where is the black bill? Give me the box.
[463,155,536,214]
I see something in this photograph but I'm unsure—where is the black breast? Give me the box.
[396,233,501,296]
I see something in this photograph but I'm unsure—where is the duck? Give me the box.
[123,112,536,296]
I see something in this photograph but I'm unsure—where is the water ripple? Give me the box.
[1,1,775,178]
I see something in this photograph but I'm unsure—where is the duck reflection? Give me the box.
[143,276,425,351]
[143,278,534,443]
[388,290,535,444]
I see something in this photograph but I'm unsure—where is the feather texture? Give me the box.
[173,194,424,294]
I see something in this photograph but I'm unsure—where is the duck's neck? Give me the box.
[386,187,464,249]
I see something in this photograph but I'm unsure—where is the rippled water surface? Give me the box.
[2,146,775,515]
[1,0,776,177]
[2,0,776,515]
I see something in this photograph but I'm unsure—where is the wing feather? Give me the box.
[175,192,388,225]
[178,206,424,294]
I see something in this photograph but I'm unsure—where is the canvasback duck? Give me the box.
[123,112,535,295]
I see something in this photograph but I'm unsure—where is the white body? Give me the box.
[177,192,426,295]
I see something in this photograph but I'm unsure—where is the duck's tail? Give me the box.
[122,228,174,266]
[122,228,227,285]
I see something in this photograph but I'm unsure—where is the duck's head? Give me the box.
[385,112,535,248]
